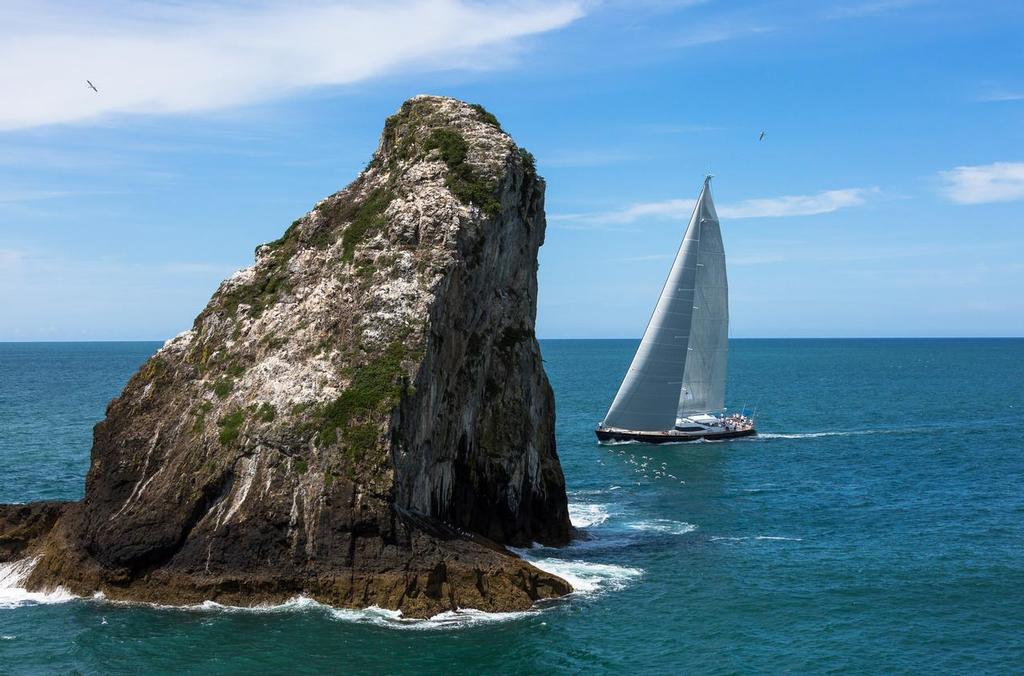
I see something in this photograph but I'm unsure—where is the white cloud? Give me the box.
[975,89,1024,103]
[718,188,876,219]
[0,0,583,131]
[675,23,775,47]
[939,162,1024,204]
[823,0,928,20]
[573,187,876,224]
[0,188,110,203]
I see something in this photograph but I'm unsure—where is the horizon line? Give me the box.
[2,336,1022,344]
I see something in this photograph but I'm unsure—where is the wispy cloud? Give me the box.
[0,248,236,277]
[671,0,928,49]
[564,187,877,225]
[0,188,112,203]
[975,89,1024,103]
[823,0,929,20]
[939,162,1024,204]
[674,23,775,47]
[718,188,877,219]
[0,0,583,131]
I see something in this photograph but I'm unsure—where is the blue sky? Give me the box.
[1,0,1022,340]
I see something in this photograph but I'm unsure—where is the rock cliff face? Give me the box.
[5,96,572,617]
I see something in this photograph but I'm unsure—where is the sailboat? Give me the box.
[596,176,756,444]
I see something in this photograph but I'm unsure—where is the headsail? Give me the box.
[677,179,728,416]
[602,177,725,431]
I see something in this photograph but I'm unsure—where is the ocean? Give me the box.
[1,339,1022,673]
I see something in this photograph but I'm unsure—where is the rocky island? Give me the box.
[0,96,573,617]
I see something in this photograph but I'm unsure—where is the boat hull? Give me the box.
[595,427,756,444]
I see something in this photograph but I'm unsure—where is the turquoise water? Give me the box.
[2,339,1023,673]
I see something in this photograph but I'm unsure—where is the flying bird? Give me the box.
[758,130,766,141]
[86,80,98,93]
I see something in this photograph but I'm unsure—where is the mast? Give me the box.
[602,178,713,431]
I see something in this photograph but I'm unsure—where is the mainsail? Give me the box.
[602,177,729,431]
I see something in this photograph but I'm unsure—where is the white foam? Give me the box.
[757,430,878,439]
[384,607,538,630]
[0,558,77,609]
[521,555,642,594]
[626,519,697,535]
[710,535,802,542]
[568,503,610,528]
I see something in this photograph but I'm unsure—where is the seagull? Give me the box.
[86,80,98,93]
[758,130,766,141]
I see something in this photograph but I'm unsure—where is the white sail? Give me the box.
[602,177,723,431]
[677,180,727,416]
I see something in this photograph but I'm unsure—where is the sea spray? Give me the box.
[0,558,76,609]
[568,503,611,528]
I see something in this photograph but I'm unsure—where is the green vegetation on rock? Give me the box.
[192,401,214,434]
[255,402,276,423]
[217,409,245,445]
[424,128,500,216]
[518,147,537,179]
[469,103,502,129]
[212,378,233,399]
[219,266,291,320]
[329,187,395,263]
[317,342,411,458]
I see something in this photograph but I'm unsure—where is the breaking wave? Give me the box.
[140,595,539,630]
[568,503,610,528]
[626,519,697,535]
[1,550,639,629]
[0,558,77,609]
[140,551,644,629]
[520,555,643,594]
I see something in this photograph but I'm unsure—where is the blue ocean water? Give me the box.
[1,339,1023,673]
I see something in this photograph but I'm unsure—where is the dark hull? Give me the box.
[595,427,756,444]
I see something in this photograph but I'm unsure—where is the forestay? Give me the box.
[603,177,728,431]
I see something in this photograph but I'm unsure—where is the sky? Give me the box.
[1,0,1022,340]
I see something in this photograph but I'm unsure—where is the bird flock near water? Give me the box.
[604,449,684,484]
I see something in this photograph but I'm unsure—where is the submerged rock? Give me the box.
[3,96,572,617]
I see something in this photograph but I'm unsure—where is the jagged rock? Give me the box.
[7,96,572,617]
[0,502,70,561]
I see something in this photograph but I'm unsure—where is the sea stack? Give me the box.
[3,96,573,617]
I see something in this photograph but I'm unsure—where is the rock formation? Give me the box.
[1,96,573,617]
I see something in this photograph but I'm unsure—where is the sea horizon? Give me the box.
[2,336,1022,344]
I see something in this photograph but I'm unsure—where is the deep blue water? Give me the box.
[1,339,1023,673]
